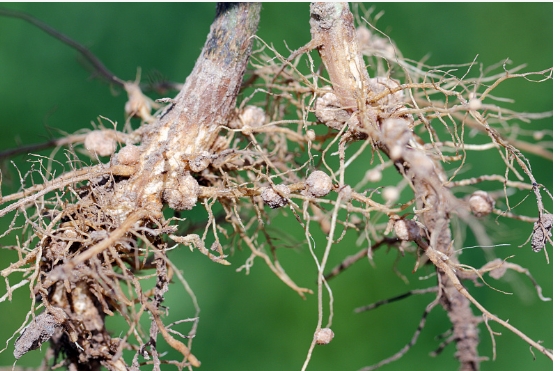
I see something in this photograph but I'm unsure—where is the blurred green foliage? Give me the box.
[0,3,552,371]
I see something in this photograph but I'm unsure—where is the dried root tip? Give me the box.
[468,190,495,217]
[116,144,141,165]
[314,328,335,345]
[14,312,63,359]
[532,213,553,252]
[394,218,421,241]
[163,173,200,210]
[85,130,117,157]
[305,170,332,198]
[261,184,291,209]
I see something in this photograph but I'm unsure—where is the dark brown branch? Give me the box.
[354,287,438,313]
[0,7,125,87]
[0,139,58,160]
[429,331,456,357]
[325,237,399,280]
[358,296,440,371]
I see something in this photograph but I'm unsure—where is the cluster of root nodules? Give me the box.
[2,168,198,371]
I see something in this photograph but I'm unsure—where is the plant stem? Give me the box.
[128,3,262,215]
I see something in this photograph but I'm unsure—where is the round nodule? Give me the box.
[261,184,291,209]
[469,191,495,217]
[314,328,334,345]
[305,171,332,198]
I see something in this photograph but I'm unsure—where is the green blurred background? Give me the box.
[0,3,552,371]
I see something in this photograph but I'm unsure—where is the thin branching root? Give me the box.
[0,3,552,371]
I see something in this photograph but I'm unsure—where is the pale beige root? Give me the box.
[1,4,261,370]
[295,3,551,370]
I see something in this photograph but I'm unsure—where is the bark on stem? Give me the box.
[123,3,261,216]
[310,3,370,110]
